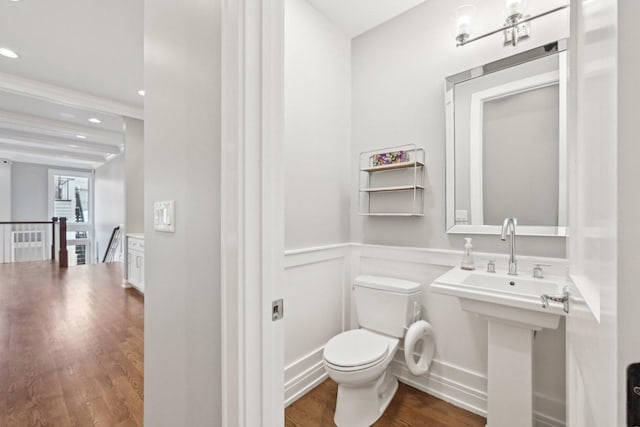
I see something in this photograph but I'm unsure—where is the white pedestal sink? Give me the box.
[431,267,567,427]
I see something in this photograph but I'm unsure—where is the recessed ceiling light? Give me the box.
[0,48,19,59]
[88,118,101,124]
[75,135,87,139]
[138,89,145,96]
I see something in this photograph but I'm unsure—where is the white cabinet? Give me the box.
[127,234,145,292]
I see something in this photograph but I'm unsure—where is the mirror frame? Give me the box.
[445,39,568,237]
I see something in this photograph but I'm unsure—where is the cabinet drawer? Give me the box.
[128,237,144,251]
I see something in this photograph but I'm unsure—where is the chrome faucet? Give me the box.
[501,217,517,275]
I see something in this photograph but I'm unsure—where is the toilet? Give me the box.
[323,275,435,427]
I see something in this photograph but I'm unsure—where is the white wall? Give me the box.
[125,117,144,234]
[10,162,91,221]
[617,0,640,423]
[94,154,124,262]
[347,0,568,421]
[284,244,351,405]
[284,0,351,249]
[282,0,570,423]
[350,0,569,257]
[0,160,10,221]
[283,0,352,404]
[144,0,222,425]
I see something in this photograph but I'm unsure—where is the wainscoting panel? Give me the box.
[283,243,567,426]
[283,244,350,406]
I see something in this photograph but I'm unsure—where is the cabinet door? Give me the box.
[127,251,136,285]
[138,253,145,292]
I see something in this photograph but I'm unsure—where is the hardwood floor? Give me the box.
[0,261,144,426]
[285,379,486,427]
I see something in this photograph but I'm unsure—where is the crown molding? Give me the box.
[0,71,143,120]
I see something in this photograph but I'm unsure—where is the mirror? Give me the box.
[445,40,567,236]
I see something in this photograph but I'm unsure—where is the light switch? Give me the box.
[154,200,176,232]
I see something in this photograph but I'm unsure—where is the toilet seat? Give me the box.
[324,329,389,370]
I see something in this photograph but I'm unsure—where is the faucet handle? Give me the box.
[533,263,551,279]
[487,260,496,273]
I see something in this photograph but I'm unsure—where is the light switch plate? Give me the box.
[154,200,176,232]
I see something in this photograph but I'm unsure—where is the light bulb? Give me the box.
[505,0,526,19]
[455,5,477,44]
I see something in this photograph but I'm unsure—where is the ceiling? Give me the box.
[0,0,139,169]
[0,91,124,169]
[306,0,426,38]
[0,0,143,109]
[0,0,416,169]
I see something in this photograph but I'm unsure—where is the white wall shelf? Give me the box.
[359,144,425,217]
[359,212,425,217]
[361,161,425,173]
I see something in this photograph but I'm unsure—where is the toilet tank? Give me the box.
[353,275,423,338]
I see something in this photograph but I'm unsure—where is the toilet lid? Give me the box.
[324,329,389,368]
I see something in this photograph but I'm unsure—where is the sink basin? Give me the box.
[430,267,568,427]
[431,267,566,330]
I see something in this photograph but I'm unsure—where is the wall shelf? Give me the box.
[360,185,425,193]
[359,212,425,217]
[360,161,425,173]
[359,144,425,217]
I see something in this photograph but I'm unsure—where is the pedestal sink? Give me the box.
[431,267,567,427]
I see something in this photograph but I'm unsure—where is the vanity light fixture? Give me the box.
[0,47,19,59]
[455,1,568,47]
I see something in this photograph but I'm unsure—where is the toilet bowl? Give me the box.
[324,329,399,386]
[322,275,435,427]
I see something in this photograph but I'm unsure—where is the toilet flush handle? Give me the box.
[413,301,422,322]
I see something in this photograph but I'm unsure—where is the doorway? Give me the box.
[49,169,94,265]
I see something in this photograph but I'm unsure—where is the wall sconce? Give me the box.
[455,5,477,45]
[455,1,568,47]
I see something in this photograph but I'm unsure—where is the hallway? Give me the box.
[0,262,143,426]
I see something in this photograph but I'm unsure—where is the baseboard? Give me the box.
[390,358,487,417]
[284,347,328,407]
[391,358,566,427]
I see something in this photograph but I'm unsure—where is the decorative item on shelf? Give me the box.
[454,0,568,47]
[370,150,410,167]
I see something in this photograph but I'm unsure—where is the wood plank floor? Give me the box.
[285,379,486,427]
[0,261,144,427]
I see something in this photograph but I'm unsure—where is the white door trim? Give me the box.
[221,0,285,426]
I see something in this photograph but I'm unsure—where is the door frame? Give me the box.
[48,168,95,264]
[221,0,285,426]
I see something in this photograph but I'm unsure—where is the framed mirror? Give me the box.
[445,40,567,236]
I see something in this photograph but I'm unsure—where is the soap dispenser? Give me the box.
[461,238,475,270]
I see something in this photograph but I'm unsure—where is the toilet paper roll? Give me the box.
[404,320,435,376]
